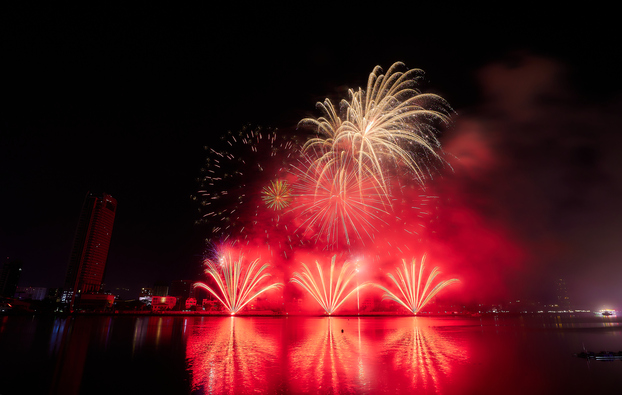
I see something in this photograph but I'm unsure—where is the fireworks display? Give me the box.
[373,256,459,315]
[300,61,452,196]
[193,124,302,256]
[193,62,462,314]
[193,248,283,315]
[290,152,389,249]
[290,255,369,315]
[261,179,293,210]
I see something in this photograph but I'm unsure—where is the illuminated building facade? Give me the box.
[152,296,177,311]
[64,192,117,301]
[15,286,47,301]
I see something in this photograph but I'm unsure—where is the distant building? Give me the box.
[170,280,193,299]
[185,298,197,310]
[47,288,63,302]
[74,293,115,311]
[152,296,176,311]
[0,259,22,297]
[15,286,47,301]
[555,278,571,308]
[139,287,153,304]
[63,192,117,305]
[152,283,169,297]
[170,280,194,310]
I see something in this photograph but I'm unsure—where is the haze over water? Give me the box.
[1,314,621,394]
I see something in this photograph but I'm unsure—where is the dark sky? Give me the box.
[3,4,621,308]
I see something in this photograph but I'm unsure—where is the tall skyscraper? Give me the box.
[0,258,22,297]
[555,278,571,308]
[64,192,117,301]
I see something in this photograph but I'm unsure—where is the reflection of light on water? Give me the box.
[186,317,280,393]
[99,316,113,350]
[289,318,371,394]
[384,318,467,393]
[131,317,149,357]
[49,318,69,356]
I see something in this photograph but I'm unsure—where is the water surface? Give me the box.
[1,314,621,394]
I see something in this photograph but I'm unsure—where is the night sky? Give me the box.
[3,4,621,309]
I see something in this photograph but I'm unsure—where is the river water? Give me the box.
[1,314,621,394]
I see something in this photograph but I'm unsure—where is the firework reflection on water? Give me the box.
[186,317,281,393]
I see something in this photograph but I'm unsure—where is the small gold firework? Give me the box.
[261,179,292,210]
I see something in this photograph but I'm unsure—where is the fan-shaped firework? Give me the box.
[290,255,369,315]
[193,249,282,315]
[262,179,293,210]
[193,124,301,255]
[373,255,458,314]
[300,62,452,198]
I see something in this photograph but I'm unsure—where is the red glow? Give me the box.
[192,65,534,313]
[185,316,471,394]
[186,317,282,393]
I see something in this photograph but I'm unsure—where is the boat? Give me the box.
[595,309,617,317]
[575,351,622,361]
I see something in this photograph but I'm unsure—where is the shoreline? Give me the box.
[0,310,601,318]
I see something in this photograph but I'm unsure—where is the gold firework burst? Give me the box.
[300,62,452,197]
[261,179,292,210]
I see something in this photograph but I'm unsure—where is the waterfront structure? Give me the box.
[0,259,22,297]
[185,298,197,310]
[170,279,194,308]
[63,192,117,304]
[14,286,47,301]
[74,293,116,311]
[139,287,153,304]
[152,296,176,311]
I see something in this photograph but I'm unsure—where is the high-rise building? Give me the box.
[64,192,117,301]
[555,278,571,308]
[0,258,22,297]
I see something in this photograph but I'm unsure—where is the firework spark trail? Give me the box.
[300,62,452,198]
[193,250,282,314]
[373,255,458,314]
[290,255,368,315]
[193,124,302,255]
[290,151,389,249]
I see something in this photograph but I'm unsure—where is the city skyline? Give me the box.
[2,4,622,310]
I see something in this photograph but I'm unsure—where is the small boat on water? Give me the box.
[575,351,622,361]
[595,309,617,317]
